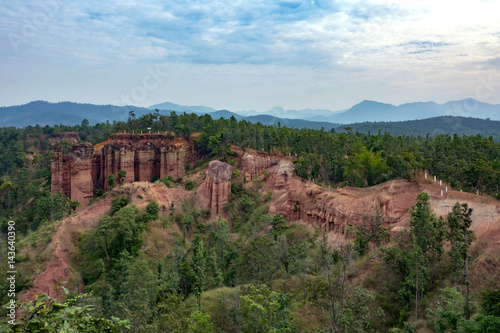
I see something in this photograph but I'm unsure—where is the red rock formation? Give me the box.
[51,134,199,208]
[68,143,94,207]
[50,147,65,195]
[232,147,292,183]
[233,148,500,239]
[197,160,232,219]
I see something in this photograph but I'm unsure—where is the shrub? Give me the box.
[184,180,195,191]
[111,195,129,214]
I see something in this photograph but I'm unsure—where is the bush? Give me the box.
[146,200,160,220]
[111,196,129,214]
[184,180,195,191]
[159,176,176,188]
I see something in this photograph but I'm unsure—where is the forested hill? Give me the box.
[2,101,500,141]
[1,110,500,332]
[338,116,500,141]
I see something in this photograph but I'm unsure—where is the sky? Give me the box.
[1,0,499,112]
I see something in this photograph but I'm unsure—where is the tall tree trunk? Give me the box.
[415,265,419,323]
[454,258,458,290]
[465,232,470,320]
[438,258,442,285]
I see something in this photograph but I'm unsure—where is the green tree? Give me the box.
[69,200,81,213]
[409,192,437,319]
[315,234,357,332]
[354,206,389,256]
[447,202,474,319]
[4,292,129,332]
[240,284,293,333]
[345,147,390,186]
[343,286,383,333]
[128,110,136,131]
[118,169,127,184]
[145,200,160,221]
[157,292,194,333]
[191,234,207,307]
[107,174,116,190]
[426,287,465,333]
[269,214,288,241]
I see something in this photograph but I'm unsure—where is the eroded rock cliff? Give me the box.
[51,134,198,208]
[197,160,232,219]
[233,148,500,240]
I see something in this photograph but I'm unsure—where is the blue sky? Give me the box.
[1,0,499,111]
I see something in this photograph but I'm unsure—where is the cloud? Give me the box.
[0,0,499,110]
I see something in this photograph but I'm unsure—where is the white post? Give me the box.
[425,172,427,179]
[477,190,479,195]
[441,190,443,197]
[440,180,442,186]
[434,176,436,181]
[446,186,448,193]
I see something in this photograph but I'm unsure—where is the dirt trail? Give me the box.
[20,196,113,301]
[20,182,191,302]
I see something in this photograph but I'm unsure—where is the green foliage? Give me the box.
[345,147,390,186]
[270,214,289,241]
[3,292,129,332]
[354,206,389,256]
[481,289,500,316]
[157,292,194,332]
[191,234,207,306]
[117,169,127,184]
[184,180,195,191]
[2,111,500,332]
[145,200,160,221]
[459,315,500,333]
[343,286,384,333]
[426,287,466,333]
[240,284,294,333]
[447,202,474,287]
[111,195,129,214]
[34,192,70,223]
[158,176,176,188]
[238,235,278,283]
[107,174,116,189]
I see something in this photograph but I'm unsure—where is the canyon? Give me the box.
[51,134,500,236]
[33,135,499,302]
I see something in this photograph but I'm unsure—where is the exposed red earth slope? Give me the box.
[20,183,191,302]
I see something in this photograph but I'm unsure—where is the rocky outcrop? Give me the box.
[51,134,199,208]
[269,177,425,233]
[50,147,65,195]
[233,148,500,239]
[197,160,232,219]
[68,143,94,207]
[232,147,291,183]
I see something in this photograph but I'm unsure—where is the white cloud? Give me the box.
[0,0,499,110]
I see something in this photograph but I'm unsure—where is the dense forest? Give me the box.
[1,112,499,332]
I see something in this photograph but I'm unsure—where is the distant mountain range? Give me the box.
[231,99,500,123]
[0,101,153,127]
[1,99,499,140]
[339,116,500,141]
